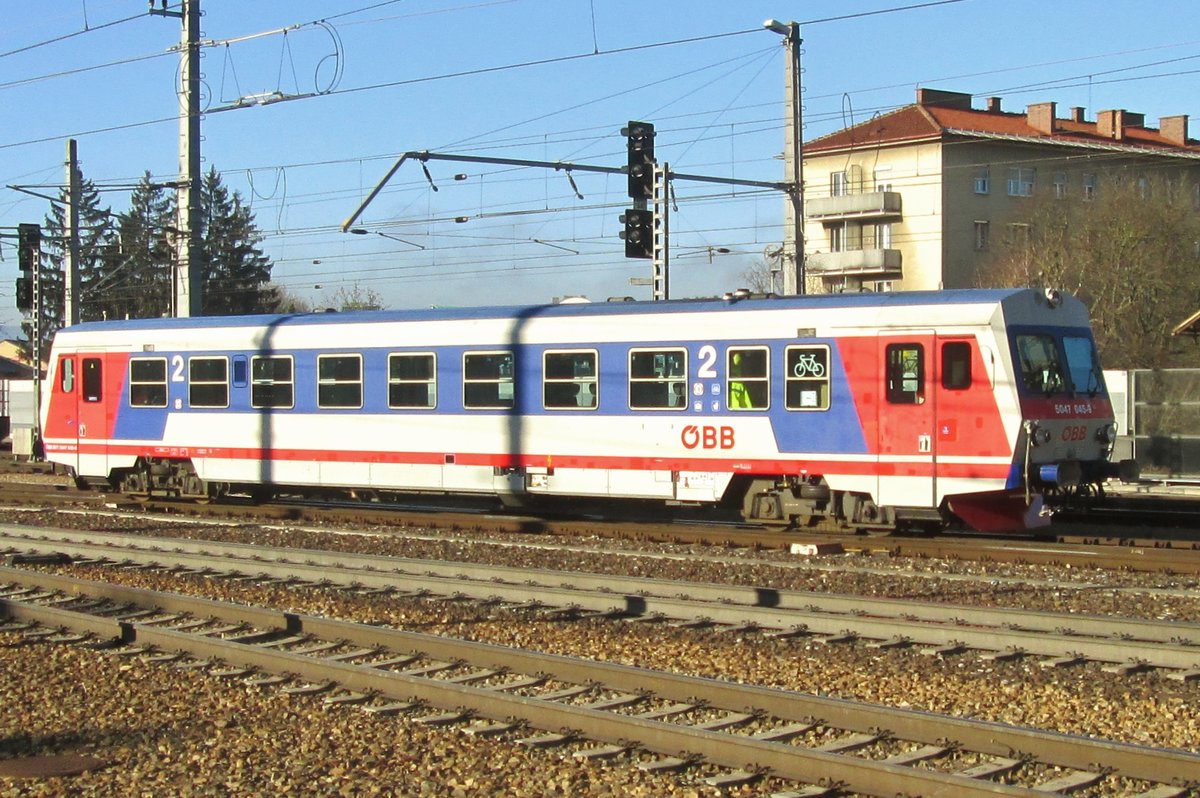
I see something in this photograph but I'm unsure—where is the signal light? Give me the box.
[15,277,32,313]
[619,208,654,259]
[17,223,40,274]
[622,120,655,200]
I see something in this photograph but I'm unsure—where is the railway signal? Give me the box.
[622,120,655,200]
[15,223,40,313]
[619,208,654,259]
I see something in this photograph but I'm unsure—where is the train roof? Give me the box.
[57,288,1060,335]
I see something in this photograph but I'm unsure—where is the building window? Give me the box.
[464,351,514,409]
[973,167,990,194]
[388,353,437,409]
[629,348,687,409]
[726,347,769,411]
[829,224,845,252]
[784,345,830,410]
[189,357,229,408]
[251,356,294,409]
[830,170,848,197]
[1006,222,1032,247]
[875,223,893,249]
[1007,167,1035,197]
[1082,173,1097,201]
[874,169,893,192]
[974,220,989,251]
[872,281,894,292]
[886,344,925,405]
[543,350,597,409]
[129,357,168,407]
[1053,172,1068,199]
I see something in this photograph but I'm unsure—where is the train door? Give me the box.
[74,352,112,479]
[876,332,936,509]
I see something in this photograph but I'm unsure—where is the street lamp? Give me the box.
[763,18,805,295]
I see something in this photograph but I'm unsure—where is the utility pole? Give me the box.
[152,0,203,317]
[64,139,81,327]
[765,19,805,295]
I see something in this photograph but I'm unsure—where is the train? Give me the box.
[39,287,1137,533]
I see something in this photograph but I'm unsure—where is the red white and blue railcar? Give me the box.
[39,287,1133,532]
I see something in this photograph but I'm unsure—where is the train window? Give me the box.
[82,358,102,403]
[785,345,830,410]
[189,357,229,408]
[941,342,972,390]
[1015,334,1066,395]
[59,358,75,393]
[129,357,168,408]
[629,348,687,410]
[1063,335,1104,396]
[886,344,925,404]
[543,351,597,409]
[232,356,248,388]
[318,354,363,409]
[388,353,437,409]
[726,347,769,411]
[250,356,294,409]
[464,351,514,409]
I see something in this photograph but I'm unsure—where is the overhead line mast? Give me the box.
[151,0,203,317]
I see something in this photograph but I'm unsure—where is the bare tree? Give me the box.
[321,283,385,311]
[980,172,1200,369]
[264,283,313,314]
[740,246,786,294]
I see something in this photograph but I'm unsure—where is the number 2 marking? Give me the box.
[171,354,185,382]
[697,344,717,378]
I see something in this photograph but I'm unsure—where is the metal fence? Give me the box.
[1105,369,1200,481]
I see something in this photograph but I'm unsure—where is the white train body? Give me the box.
[41,288,1131,531]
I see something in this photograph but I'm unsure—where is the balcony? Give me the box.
[807,248,902,277]
[805,191,902,221]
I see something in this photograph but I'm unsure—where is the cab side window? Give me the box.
[59,358,75,393]
[941,342,972,390]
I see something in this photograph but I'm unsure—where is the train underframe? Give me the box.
[92,456,965,534]
[734,474,944,533]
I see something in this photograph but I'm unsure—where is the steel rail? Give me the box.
[6,527,1200,671]
[4,569,1199,795]
[9,480,1200,574]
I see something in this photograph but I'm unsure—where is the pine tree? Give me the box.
[24,172,117,360]
[103,172,174,320]
[201,167,276,315]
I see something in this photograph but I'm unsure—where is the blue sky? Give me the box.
[2,0,1197,332]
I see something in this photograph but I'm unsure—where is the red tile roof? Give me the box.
[805,94,1200,155]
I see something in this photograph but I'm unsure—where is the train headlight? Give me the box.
[1096,422,1118,444]
[1044,288,1063,308]
[1024,420,1052,446]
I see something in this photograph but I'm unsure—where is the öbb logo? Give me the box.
[681,425,735,450]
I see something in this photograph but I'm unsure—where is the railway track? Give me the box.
[5,472,1200,575]
[2,566,1197,797]
[6,524,1200,676]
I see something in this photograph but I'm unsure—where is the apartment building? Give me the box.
[802,88,1200,292]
